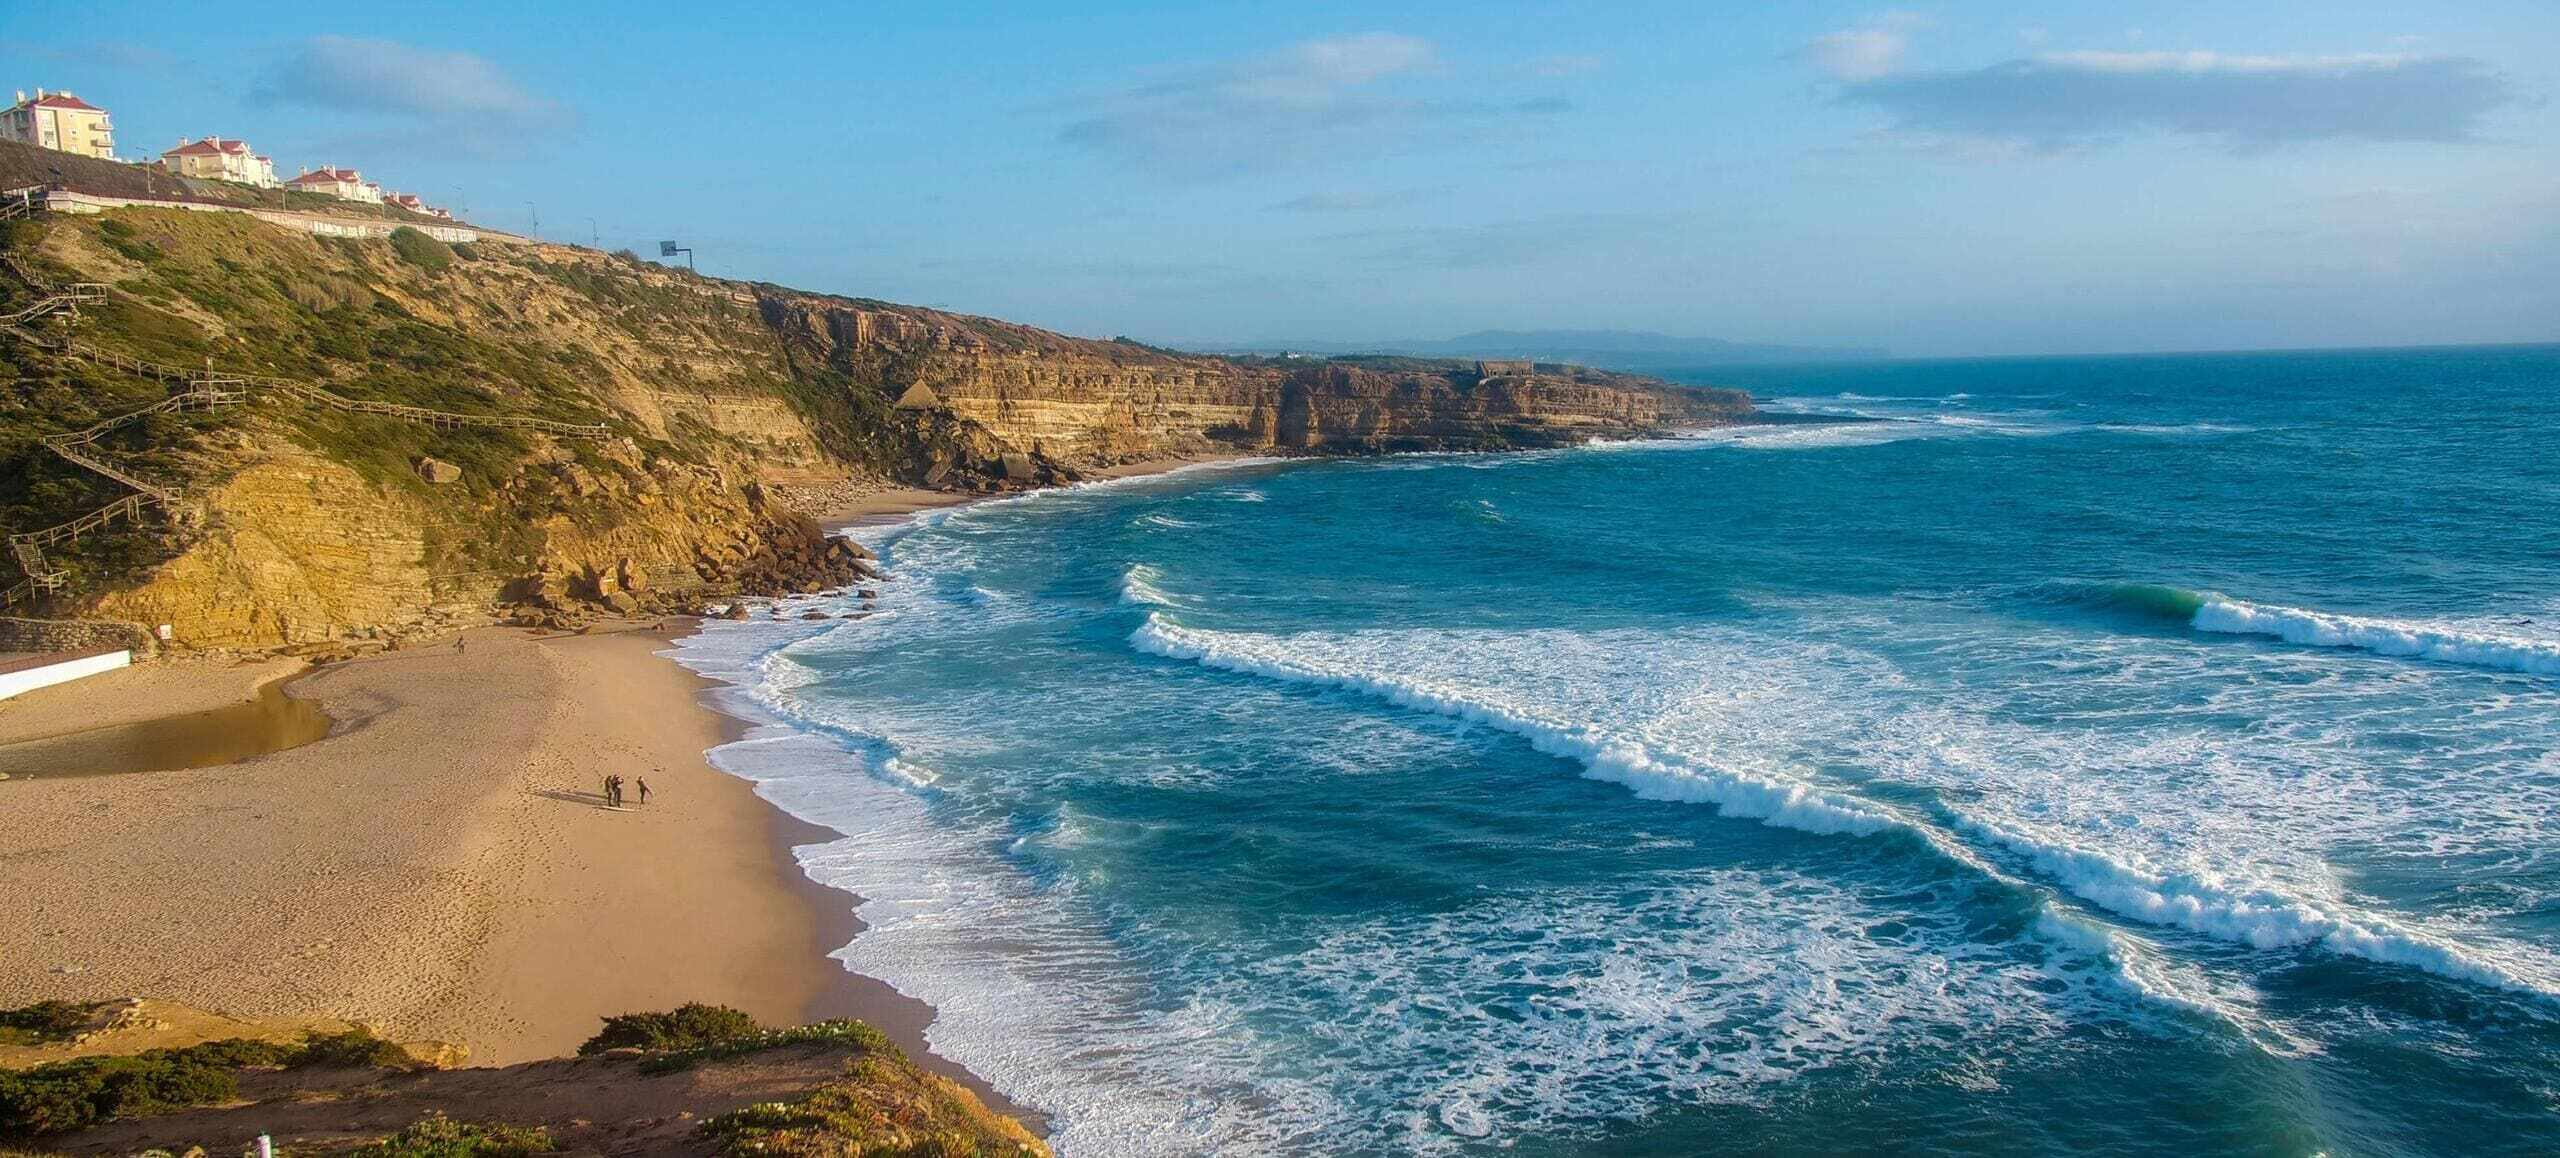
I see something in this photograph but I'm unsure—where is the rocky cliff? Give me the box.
[0,201,1748,649]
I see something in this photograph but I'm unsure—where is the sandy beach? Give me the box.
[0,621,1009,1109]
[0,456,1251,1131]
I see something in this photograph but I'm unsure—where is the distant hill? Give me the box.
[1194,329,1888,371]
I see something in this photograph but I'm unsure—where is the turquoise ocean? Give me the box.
[676,344,2560,1156]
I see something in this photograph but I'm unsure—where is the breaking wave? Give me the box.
[2045,582,2560,677]
[1118,563,1180,608]
[1132,613,1897,837]
[1129,614,2560,1001]
[2193,598,2560,677]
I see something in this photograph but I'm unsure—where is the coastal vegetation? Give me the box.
[0,1026,414,1138]
[0,1003,100,1048]
[0,1003,1043,1156]
[345,1115,554,1158]
[576,1001,762,1055]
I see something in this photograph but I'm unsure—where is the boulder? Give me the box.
[416,456,462,485]
[998,453,1037,480]
[721,603,751,621]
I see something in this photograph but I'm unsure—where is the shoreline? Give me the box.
[0,453,1252,1142]
[0,622,1028,1118]
[669,450,1261,1125]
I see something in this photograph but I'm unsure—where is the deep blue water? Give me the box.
[679,345,2560,1156]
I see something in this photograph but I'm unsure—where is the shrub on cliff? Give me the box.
[0,1052,237,1139]
[291,1028,422,1069]
[348,1113,554,1158]
[634,1019,893,1075]
[702,1053,1047,1157]
[577,1003,761,1055]
[389,226,454,273]
[0,1001,101,1046]
[0,1029,417,1139]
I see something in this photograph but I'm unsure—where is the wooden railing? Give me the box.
[0,284,102,326]
[1,388,247,604]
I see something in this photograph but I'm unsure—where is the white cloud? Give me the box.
[1837,49,2516,150]
[1805,13,1927,82]
[1060,33,1571,177]
[251,36,569,157]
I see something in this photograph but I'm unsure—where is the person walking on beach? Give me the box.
[604,775,621,808]
[453,636,465,655]
[636,776,651,804]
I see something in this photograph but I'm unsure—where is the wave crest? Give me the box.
[1119,563,1180,608]
[1130,614,2560,1002]
[2193,598,2560,677]
[1131,614,1897,837]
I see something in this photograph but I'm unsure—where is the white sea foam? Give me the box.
[700,717,1326,1156]
[1118,563,1179,608]
[1129,614,2560,1002]
[1203,870,2102,1154]
[1133,614,1899,837]
[681,612,2121,1153]
[2193,598,2560,677]
[1975,815,2552,996]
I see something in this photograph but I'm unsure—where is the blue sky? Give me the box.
[5,2,2555,356]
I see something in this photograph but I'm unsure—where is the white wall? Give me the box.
[0,648,130,701]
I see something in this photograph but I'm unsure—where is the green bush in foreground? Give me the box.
[634,1020,893,1075]
[702,1056,1038,1157]
[577,1003,762,1056]
[0,1029,414,1139]
[347,1113,554,1158]
[0,1053,236,1139]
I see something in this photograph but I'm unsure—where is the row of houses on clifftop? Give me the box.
[5,87,450,219]
[161,142,448,219]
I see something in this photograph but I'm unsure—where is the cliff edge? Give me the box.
[0,182,1748,649]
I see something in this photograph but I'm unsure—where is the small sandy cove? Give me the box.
[0,624,1001,1104]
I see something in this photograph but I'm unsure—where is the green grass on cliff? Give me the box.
[0,1029,416,1139]
[0,1004,101,1049]
[348,1115,556,1158]
[0,208,824,605]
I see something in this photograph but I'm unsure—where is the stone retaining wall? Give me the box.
[0,616,156,657]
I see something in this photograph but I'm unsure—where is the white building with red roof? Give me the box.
[286,166,384,204]
[160,137,278,188]
[384,192,451,219]
[1,88,115,159]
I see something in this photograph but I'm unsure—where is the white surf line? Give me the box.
[1131,613,2560,1006]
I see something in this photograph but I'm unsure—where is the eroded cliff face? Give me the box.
[5,209,1747,650]
[756,295,1747,466]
